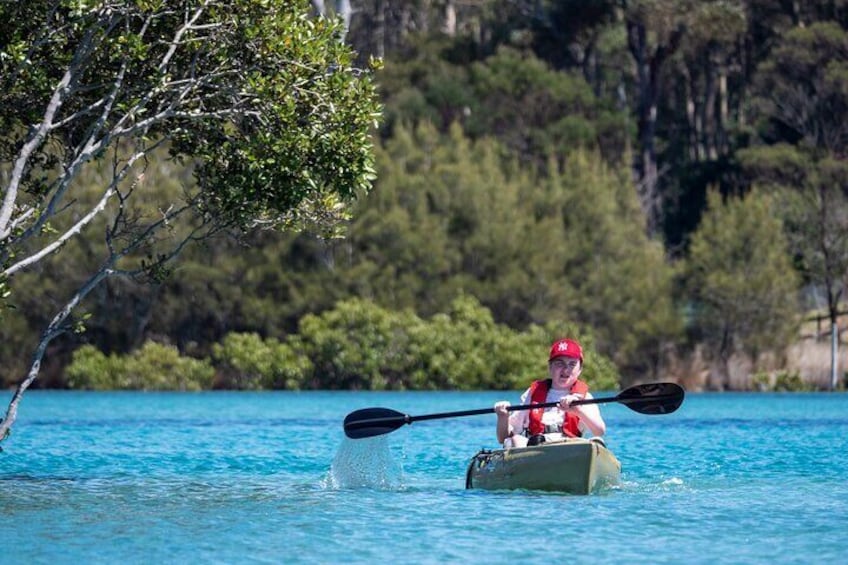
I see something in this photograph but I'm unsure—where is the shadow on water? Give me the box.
[0,474,78,482]
[324,436,405,490]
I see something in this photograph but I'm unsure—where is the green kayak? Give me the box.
[465,437,621,494]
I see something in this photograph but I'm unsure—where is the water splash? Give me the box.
[324,436,404,489]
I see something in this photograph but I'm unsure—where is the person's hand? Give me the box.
[558,394,584,412]
[494,400,510,416]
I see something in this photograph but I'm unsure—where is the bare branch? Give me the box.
[2,139,166,278]
[0,68,73,239]
[1,7,123,240]
[0,258,114,441]
[0,0,381,443]
[158,0,211,75]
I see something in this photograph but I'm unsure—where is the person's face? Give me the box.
[548,356,581,390]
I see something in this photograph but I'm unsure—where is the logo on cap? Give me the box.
[549,338,583,362]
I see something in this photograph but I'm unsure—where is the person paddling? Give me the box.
[494,338,606,448]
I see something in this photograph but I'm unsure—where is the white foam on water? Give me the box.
[324,436,404,489]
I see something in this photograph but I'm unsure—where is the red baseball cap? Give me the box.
[549,338,583,362]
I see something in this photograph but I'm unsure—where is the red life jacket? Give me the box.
[527,378,589,437]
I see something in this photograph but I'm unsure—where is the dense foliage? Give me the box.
[67,342,215,391]
[4,0,848,394]
[66,295,620,391]
[686,190,801,389]
[0,0,381,440]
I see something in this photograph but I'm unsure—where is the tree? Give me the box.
[739,21,848,390]
[685,189,800,390]
[0,0,381,443]
[292,123,682,378]
[527,150,681,381]
[376,36,632,170]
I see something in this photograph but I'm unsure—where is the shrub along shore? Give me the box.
[62,295,818,393]
[65,296,620,392]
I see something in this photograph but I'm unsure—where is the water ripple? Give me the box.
[2,391,847,564]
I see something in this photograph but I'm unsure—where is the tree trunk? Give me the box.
[336,0,352,41]
[627,20,660,235]
[718,69,728,156]
[703,47,718,161]
[311,0,352,42]
[681,65,699,161]
[583,35,601,98]
[374,0,385,59]
[831,318,839,390]
[443,0,456,36]
[626,18,686,237]
[0,266,111,442]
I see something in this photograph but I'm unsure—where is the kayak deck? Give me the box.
[465,437,621,494]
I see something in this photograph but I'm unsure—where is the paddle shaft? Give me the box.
[409,397,603,424]
[343,382,684,438]
[344,398,611,437]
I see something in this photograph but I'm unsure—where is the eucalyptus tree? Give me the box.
[0,0,381,443]
[533,0,700,237]
[739,22,848,390]
[530,151,681,381]
[686,190,800,390]
[331,124,681,380]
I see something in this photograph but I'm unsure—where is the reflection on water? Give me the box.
[325,436,404,489]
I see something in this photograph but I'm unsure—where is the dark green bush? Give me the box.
[67,297,620,391]
[67,342,214,391]
[294,295,619,391]
[211,332,313,390]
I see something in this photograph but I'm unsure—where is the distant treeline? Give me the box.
[3,0,846,391]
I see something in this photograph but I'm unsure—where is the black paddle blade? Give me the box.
[343,407,409,439]
[617,382,684,415]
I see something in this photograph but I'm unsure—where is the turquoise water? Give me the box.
[1,390,847,564]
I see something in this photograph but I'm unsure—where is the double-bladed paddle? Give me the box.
[343,381,684,439]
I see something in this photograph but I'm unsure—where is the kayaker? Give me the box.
[494,338,606,447]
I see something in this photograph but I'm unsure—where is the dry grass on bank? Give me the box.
[783,340,846,389]
[663,337,846,392]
